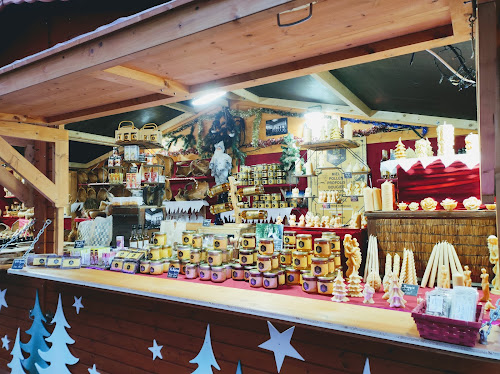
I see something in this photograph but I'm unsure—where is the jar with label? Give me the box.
[271,253,279,269]
[311,257,329,277]
[182,230,195,246]
[190,249,201,264]
[241,233,256,248]
[285,267,301,285]
[279,201,288,208]
[300,269,310,285]
[232,264,245,281]
[162,259,170,272]
[160,246,172,259]
[207,250,223,266]
[279,249,292,266]
[185,264,199,279]
[210,202,233,214]
[240,210,268,220]
[328,256,336,274]
[177,246,191,261]
[244,266,254,282]
[149,246,161,261]
[139,260,151,274]
[199,264,211,281]
[191,234,203,248]
[296,234,312,251]
[284,231,296,246]
[302,274,318,294]
[200,249,207,262]
[271,201,279,209]
[258,239,274,255]
[273,269,285,286]
[221,248,230,263]
[257,255,272,272]
[150,261,164,275]
[180,259,190,275]
[223,263,232,278]
[207,183,230,198]
[292,251,309,270]
[317,276,334,295]
[152,233,166,246]
[314,238,331,257]
[249,269,263,287]
[213,235,228,250]
[169,259,181,271]
[211,266,226,283]
[264,201,272,209]
[239,249,254,265]
[263,272,278,289]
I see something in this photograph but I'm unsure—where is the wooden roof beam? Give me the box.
[449,0,474,39]
[0,113,47,125]
[310,71,374,117]
[231,89,262,103]
[0,121,67,142]
[163,103,198,113]
[0,166,33,206]
[68,130,116,147]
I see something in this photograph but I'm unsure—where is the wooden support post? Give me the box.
[228,176,241,224]
[0,167,33,206]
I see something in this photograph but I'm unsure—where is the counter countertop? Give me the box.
[8,267,500,361]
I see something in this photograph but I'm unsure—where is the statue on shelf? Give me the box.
[344,234,362,278]
[488,235,500,295]
[209,141,232,186]
[298,215,305,227]
[480,268,492,303]
[305,213,314,228]
[464,265,472,287]
[321,216,330,228]
[275,216,283,225]
[289,214,297,227]
[313,215,321,228]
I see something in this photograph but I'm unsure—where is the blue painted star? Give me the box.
[1,335,9,350]
[73,296,84,314]
[0,289,7,311]
[148,339,163,360]
[88,364,100,374]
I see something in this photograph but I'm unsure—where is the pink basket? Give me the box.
[411,300,484,347]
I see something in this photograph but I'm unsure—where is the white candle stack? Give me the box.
[420,241,463,288]
[437,123,455,156]
[393,253,400,279]
[372,188,382,211]
[381,181,394,211]
[343,123,353,140]
[364,235,379,282]
[304,161,315,176]
[398,248,418,285]
[363,187,374,212]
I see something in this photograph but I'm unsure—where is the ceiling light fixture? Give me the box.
[192,91,227,106]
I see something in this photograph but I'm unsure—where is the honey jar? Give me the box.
[160,246,172,259]
[177,246,191,261]
[221,248,230,263]
[207,250,223,266]
[292,251,309,270]
[264,201,272,209]
[239,249,254,265]
[190,249,201,264]
[279,249,292,266]
[169,259,180,271]
[300,269,310,285]
[285,267,300,285]
[111,259,124,271]
[199,264,211,281]
[258,239,274,255]
[162,259,170,272]
[139,260,151,274]
[307,251,313,266]
[328,256,336,274]
[311,257,329,277]
[182,230,195,246]
[314,238,331,257]
[211,266,226,283]
[213,235,228,250]
[317,275,334,295]
[279,201,288,208]
[149,261,164,275]
[296,234,312,251]
[283,231,296,246]
[253,248,258,263]
[263,272,278,289]
[200,249,207,262]
[180,259,190,275]
[249,269,263,287]
[261,194,271,201]
[152,233,166,246]
[185,264,199,279]
[271,202,279,209]
[257,255,272,272]
[223,263,232,279]
[244,266,254,282]
[271,253,279,269]
[149,246,161,261]
[271,193,281,201]
[241,233,256,248]
[302,274,318,293]
[191,234,203,248]
[274,269,285,286]
[232,264,245,280]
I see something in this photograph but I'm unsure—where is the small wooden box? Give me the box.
[139,123,161,143]
[116,121,138,142]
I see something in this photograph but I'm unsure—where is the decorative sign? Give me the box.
[74,240,85,248]
[266,118,288,136]
[401,283,420,297]
[11,259,24,270]
[344,172,352,179]
[167,267,180,279]
[203,219,211,227]
[350,196,358,202]
[145,208,164,229]
[256,224,284,252]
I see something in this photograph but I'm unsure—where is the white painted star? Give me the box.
[73,296,84,314]
[0,289,7,311]
[148,339,163,360]
[88,364,100,374]
[1,335,9,350]
[259,321,304,373]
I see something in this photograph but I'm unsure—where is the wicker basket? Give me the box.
[411,300,484,347]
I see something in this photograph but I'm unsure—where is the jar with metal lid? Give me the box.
[199,264,211,281]
[177,246,191,261]
[263,201,272,209]
[207,250,223,266]
[271,193,281,201]
[232,264,245,281]
[279,201,288,208]
[152,233,166,246]
[311,257,329,277]
[328,256,336,274]
[283,231,296,246]
[258,239,274,255]
[180,259,190,275]
[139,260,151,274]
[160,246,172,259]
[268,171,276,178]
[261,178,268,185]
[191,234,203,248]
[185,264,199,279]
[302,273,318,293]
[244,266,254,281]
[162,259,170,272]
[263,272,278,289]
[253,248,258,263]
[241,233,256,248]
[223,263,232,279]
[169,258,180,270]
[271,253,279,269]
[149,246,161,261]
[271,201,279,209]
[279,249,292,266]
[296,234,312,250]
[317,275,334,295]
[200,249,207,262]
[300,269,310,285]
[273,269,285,286]
[249,269,263,287]
[269,178,277,185]
[213,235,228,250]
[285,267,300,285]
[307,251,313,266]
[257,255,272,272]
[292,251,309,270]
[182,230,195,246]
[211,266,226,283]
[239,249,254,265]
[150,261,164,275]
[190,249,201,264]
[314,238,331,257]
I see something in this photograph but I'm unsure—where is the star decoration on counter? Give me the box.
[1,335,9,350]
[73,296,84,314]
[0,289,7,311]
[148,339,163,360]
[258,321,304,373]
[88,364,100,374]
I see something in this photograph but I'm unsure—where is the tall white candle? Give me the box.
[381,181,394,211]
[372,188,382,211]
[343,123,353,140]
[363,187,374,212]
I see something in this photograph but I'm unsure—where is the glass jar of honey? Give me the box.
[239,249,254,265]
[169,259,180,271]
[185,264,198,279]
[257,255,272,272]
[285,267,300,285]
[199,264,211,281]
[314,238,331,257]
[273,269,285,286]
[200,249,207,262]
[296,234,312,251]
[190,249,201,264]
[244,266,254,282]
[213,235,228,250]
[300,269,310,285]
[258,239,274,255]
[328,256,336,274]
[211,266,226,283]
[241,233,256,248]
[283,231,296,246]
[302,274,318,294]
[317,275,334,295]
[292,251,309,270]
[149,246,161,261]
[207,250,223,266]
[177,246,191,261]
[191,234,203,248]
[139,260,151,274]
[271,253,279,269]
[279,249,292,266]
[249,269,263,287]
[263,272,278,289]
[160,246,172,259]
[149,261,164,275]
[182,230,195,246]
[180,259,190,275]
[162,259,170,272]
[221,248,230,263]
[232,264,245,281]
[311,257,329,277]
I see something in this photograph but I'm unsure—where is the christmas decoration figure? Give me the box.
[488,235,500,295]
[22,290,50,373]
[347,270,363,297]
[394,138,406,159]
[387,274,406,308]
[382,270,393,300]
[464,265,472,287]
[190,324,220,374]
[331,273,349,303]
[415,137,433,158]
[209,141,232,186]
[363,283,375,304]
[289,214,296,227]
[480,268,492,303]
[7,328,26,374]
[298,215,305,227]
[279,134,303,177]
[343,234,361,278]
[437,264,450,289]
[36,294,79,374]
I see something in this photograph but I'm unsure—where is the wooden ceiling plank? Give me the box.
[0,121,67,142]
[0,166,33,206]
[68,130,116,147]
[449,0,473,38]
[311,71,374,117]
[231,89,262,103]
[159,112,199,133]
[69,162,87,169]
[0,113,47,125]
[163,103,198,113]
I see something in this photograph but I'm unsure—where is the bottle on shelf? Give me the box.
[237,185,264,197]
[240,210,268,220]
[209,202,233,214]
[137,225,144,249]
[129,225,138,248]
[207,183,231,198]
[143,225,150,249]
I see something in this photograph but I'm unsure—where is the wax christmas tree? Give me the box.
[347,270,363,297]
[394,138,406,159]
[387,274,406,308]
[190,324,220,374]
[382,270,393,300]
[415,137,433,158]
[7,328,26,374]
[331,274,349,303]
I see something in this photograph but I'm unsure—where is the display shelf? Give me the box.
[236,183,296,188]
[116,140,163,148]
[365,210,496,219]
[301,139,359,151]
[294,174,316,178]
[316,166,341,170]
[351,171,370,175]
[168,175,214,182]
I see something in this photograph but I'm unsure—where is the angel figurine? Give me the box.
[321,216,330,228]
[488,235,500,295]
[313,215,321,228]
[298,215,306,227]
[275,215,283,225]
[363,282,375,304]
[344,234,361,278]
[209,141,232,185]
[305,214,314,228]
[289,214,297,227]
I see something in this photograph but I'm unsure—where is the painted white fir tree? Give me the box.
[7,328,26,374]
[35,294,78,374]
[190,324,220,374]
[347,270,364,297]
[331,273,349,303]
[22,290,50,373]
[387,274,407,308]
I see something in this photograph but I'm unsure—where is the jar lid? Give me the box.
[239,249,254,254]
[182,230,195,234]
[191,248,200,253]
[244,265,256,270]
[221,248,229,253]
[302,274,317,281]
[311,257,329,263]
[242,233,255,238]
[223,263,233,268]
[293,251,309,255]
[232,264,244,270]
[263,272,278,278]
[150,260,163,265]
[211,266,224,271]
[285,267,299,272]
[314,238,331,243]
[250,269,263,276]
[177,245,191,250]
[186,263,198,268]
[192,234,203,238]
[271,253,279,258]
[214,235,227,240]
[150,245,161,250]
[199,264,211,270]
[169,258,180,263]
[181,259,190,263]
[281,249,292,254]
[160,258,170,261]
[296,234,312,238]
[317,276,334,282]
[284,231,296,235]
[207,250,222,255]
[257,255,272,260]
[300,269,311,274]
[140,260,151,264]
[259,238,274,243]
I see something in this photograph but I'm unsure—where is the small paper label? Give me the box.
[322,203,331,209]
[401,283,419,296]
[74,240,85,248]
[202,219,211,227]
[11,258,24,270]
[427,295,444,313]
[351,196,358,202]
[344,172,352,179]
[167,267,180,279]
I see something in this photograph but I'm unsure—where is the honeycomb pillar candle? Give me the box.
[372,188,382,211]
[452,273,465,287]
[343,123,353,140]
[363,187,374,212]
[381,181,394,211]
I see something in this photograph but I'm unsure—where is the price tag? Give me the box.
[74,240,85,248]
[350,196,358,202]
[202,219,211,227]
[401,283,419,297]
[167,267,180,279]
[344,172,352,179]
[11,258,25,270]
[322,203,331,209]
